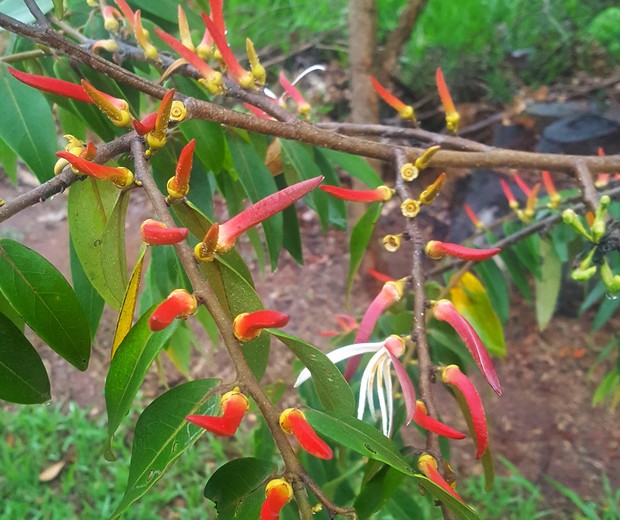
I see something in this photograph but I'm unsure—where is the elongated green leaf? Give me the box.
[105,308,178,458]
[474,259,510,324]
[385,489,424,519]
[594,295,620,330]
[486,231,531,302]
[535,239,561,330]
[0,239,91,370]
[320,149,383,188]
[0,312,50,404]
[503,221,541,279]
[313,148,347,230]
[228,134,283,270]
[270,330,355,416]
[305,409,416,476]
[275,174,303,264]
[481,447,495,492]
[112,244,147,358]
[69,237,104,339]
[0,291,24,331]
[280,139,330,232]
[0,0,53,23]
[111,379,220,518]
[415,475,480,519]
[0,65,56,183]
[68,178,123,309]
[0,137,17,185]
[354,465,405,519]
[204,458,277,520]
[450,272,506,357]
[347,202,382,297]
[100,190,129,305]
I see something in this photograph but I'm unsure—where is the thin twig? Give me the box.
[574,160,599,214]
[24,0,50,27]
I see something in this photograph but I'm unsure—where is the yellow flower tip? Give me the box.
[170,100,187,123]
[146,133,166,153]
[221,387,250,411]
[239,71,258,91]
[143,43,159,61]
[383,234,402,252]
[92,39,121,53]
[298,103,312,118]
[446,111,460,133]
[265,478,294,501]
[419,172,447,205]
[104,18,120,33]
[166,177,188,200]
[279,407,305,434]
[199,73,225,95]
[387,278,408,300]
[400,162,418,182]
[400,199,420,218]
[246,38,266,87]
[196,43,213,60]
[54,158,69,175]
[414,145,441,171]
[194,223,220,262]
[417,453,438,472]
[377,185,395,202]
[111,167,134,189]
[399,105,416,121]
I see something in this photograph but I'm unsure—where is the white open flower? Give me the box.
[295,335,415,437]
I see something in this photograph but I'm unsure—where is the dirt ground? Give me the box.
[1,161,619,517]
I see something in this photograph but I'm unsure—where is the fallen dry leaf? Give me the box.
[39,460,66,482]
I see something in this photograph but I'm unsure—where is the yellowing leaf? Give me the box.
[111,244,146,358]
[449,272,505,357]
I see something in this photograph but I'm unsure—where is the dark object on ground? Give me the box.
[537,114,620,155]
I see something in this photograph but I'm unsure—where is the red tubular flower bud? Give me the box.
[146,89,175,152]
[201,12,254,89]
[513,172,531,196]
[413,400,466,439]
[442,365,488,459]
[425,241,500,262]
[260,478,293,520]
[132,112,157,136]
[344,278,407,380]
[541,170,560,208]
[148,289,197,331]
[8,67,93,104]
[367,268,396,283]
[81,79,132,127]
[279,408,333,460]
[278,71,311,117]
[433,299,502,396]
[154,27,224,95]
[140,219,189,246]
[114,0,135,26]
[216,176,324,253]
[233,310,290,342]
[418,453,463,502]
[55,152,134,189]
[319,184,394,202]
[370,75,415,121]
[133,10,158,60]
[167,139,196,199]
[464,203,483,229]
[186,388,249,436]
[500,179,519,210]
[177,5,195,51]
[435,67,459,133]
[102,5,122,33]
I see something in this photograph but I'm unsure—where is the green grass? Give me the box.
[0,401,249,519]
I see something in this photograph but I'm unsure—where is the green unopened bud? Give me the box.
[563,209,593,241]
[600,259,620,294]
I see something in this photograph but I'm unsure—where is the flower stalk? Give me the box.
[370,75,415,121]
[435,67,459,133]
[55,151,134,189]
[425,241,500,261]
[167,139,196,200]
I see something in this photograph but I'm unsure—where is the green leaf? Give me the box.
[204,458,277,520]
[270,330,355,416]
[347,202,382,297]
[354,465,405,519]
[503,221,541,279]
[228,133,283,270]
[481,447,495,492]
[304,408,417,476]
[534,238,561,330]
[487,232,531,302]
[593,295,620,330]
[0,137,17,185]
[178,117,225,175]
[414,475,480,519]
[0,312,50,404]
[69,237,104,339]
[320,149,382,187]
[100,190,129,306]
[0,291,24,331]
[275,174,303,264]
[385,488,424,518]
[450,272,506,357]
[474,259,510,324]
[68,178,124,309]
[105,307,178,458]
[111,379,220,518]
[280,139,330,232]
[0,0,53,24]
[0,239,91,370]
[0,65,56,183]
